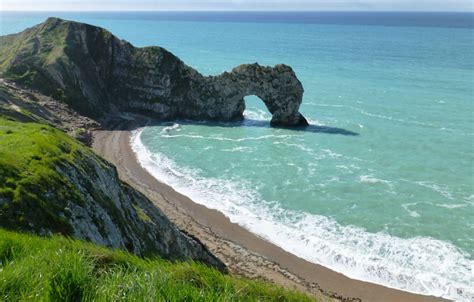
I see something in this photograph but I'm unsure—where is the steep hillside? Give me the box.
[0,116,223,269]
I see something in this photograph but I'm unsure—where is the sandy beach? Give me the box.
[92,117,447,302]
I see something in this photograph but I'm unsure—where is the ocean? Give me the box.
[1,11,473,301]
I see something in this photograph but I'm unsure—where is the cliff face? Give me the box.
[0,17,307,127]
[0,87,224,271]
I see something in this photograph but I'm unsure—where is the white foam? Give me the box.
[160,123,181,134]
[161,133,292,142]
[414,181,455,200]
[401,203,421,218]
[131,129,474,302]
[336,164,361,174]
[359,174,392,185]
[306,118,326,126]
[243,108,325,127]
[436,203,468,209]
[274,141,316,153]
[322,148,343,158]
[243,108,270,121]
[221,146,254,153]
[465,195,474,206]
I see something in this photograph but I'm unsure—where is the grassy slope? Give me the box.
[0,19,66,71]
[0,19,70,101]
[0,117,95,234]
[0,229,315,301]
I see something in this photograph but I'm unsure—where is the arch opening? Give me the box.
[243,95,272,123]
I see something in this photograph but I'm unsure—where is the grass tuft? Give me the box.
[0,229,316,301]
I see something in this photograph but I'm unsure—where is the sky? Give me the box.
[1,0,473,12]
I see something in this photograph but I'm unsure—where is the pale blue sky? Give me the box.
[1,0,472,12]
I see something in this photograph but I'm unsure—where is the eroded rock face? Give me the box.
[0,17,308,127]
[211,64,307,127]
[58,151,225,271]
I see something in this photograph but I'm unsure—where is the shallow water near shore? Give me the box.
[3,11,474,301]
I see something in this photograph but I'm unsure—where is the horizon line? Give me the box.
[2,9,473,13]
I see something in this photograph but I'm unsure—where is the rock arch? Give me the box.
[203,64,309,127]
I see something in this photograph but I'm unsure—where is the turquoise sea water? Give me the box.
[2,12,473,301]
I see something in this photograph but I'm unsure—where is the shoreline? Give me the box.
[92,117,447,302]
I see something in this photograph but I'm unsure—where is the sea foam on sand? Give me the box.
[131,128,474,302]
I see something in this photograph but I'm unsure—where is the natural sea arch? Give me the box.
[205,64,309,127]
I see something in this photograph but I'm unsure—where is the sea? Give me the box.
[1,11,473,301]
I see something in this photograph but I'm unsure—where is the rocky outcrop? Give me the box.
[208,64,307,127]
[57,148,225,270]
[0,17,308,127]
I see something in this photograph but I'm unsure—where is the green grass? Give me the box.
[0,19,71,101]
[132,204,152,223]
[0,18,67,70]
[0,117,94,234]
[0,228,316,301]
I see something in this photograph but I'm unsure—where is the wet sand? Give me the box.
[92,118,447,302]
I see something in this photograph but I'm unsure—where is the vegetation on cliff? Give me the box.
[0,115,224,269]
[0,229,316,301]
[0,117,90,234]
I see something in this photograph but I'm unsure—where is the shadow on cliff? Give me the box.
[105,116,359,136]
